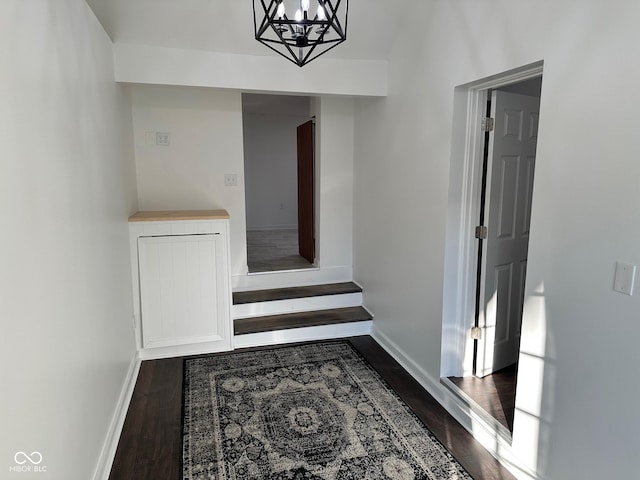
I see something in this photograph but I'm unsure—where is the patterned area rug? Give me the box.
[183,341,472,480]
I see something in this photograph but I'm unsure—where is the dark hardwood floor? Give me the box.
[448,364,518,432]
[109,336,516,480]
[109,358,183,480]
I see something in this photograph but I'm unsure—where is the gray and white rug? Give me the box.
[183,341,472,480]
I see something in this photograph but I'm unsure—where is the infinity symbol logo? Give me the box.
[14,451,43,465]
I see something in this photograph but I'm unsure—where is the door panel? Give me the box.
[138,234,227,349]
[476,90,540,377]
[297,120,315,263]
[494,264,513,343]
[497,156,519,239]
[522,157,535,235]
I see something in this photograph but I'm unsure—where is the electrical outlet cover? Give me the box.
[156,132,170,146]
[224,174,238,186]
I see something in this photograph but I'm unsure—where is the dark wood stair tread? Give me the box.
[234,306,372,335]
[233,282,362,305]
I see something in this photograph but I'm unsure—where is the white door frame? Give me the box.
[440,62,544,378]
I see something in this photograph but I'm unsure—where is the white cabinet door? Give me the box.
[138,233,230,349]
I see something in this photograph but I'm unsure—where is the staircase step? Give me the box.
[233,282,362,305]
[234,306,372,336]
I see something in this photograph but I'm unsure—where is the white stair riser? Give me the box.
[233,266,352,291]
[233,321,372,349]
[233,292,363,319]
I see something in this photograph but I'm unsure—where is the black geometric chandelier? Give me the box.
[253,0,349,67]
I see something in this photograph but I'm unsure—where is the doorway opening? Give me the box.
[242,94,317,274]
[440,63,543,437]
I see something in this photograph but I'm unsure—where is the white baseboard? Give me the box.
[370,326,538,480]
[371,327,444,396]
[233,320,372,349]
[440,377,513,443]
[138,340,232,360]
[92,353,141,480]
[246,225,298,231]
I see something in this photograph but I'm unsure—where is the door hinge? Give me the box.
[470,326,482,340]
[481,117,494,132]
[475,225,488,240]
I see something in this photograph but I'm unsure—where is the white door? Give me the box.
[476,90,540,377]
[138,233,230,350]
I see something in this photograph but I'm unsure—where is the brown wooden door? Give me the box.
[297,120,315,263]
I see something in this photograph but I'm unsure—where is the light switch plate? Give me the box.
[613,261,636,296]
[145,131,155,146]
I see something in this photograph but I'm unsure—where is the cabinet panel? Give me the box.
[138,234,228,349]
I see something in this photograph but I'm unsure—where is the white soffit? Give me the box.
[114,44,388,97]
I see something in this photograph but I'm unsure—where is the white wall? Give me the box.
[130,85,248,276]
[0,1,137,479]
[243,113,310,230]
[353,1,640,479]
[314,97,355,271]
[130,87,354,289]
[114,44,388,97]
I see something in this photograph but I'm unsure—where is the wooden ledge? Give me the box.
[128,210,229,222]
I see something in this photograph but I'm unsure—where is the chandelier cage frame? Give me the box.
[253,0,349,67]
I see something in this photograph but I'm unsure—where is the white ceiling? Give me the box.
[86,0,404,61]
